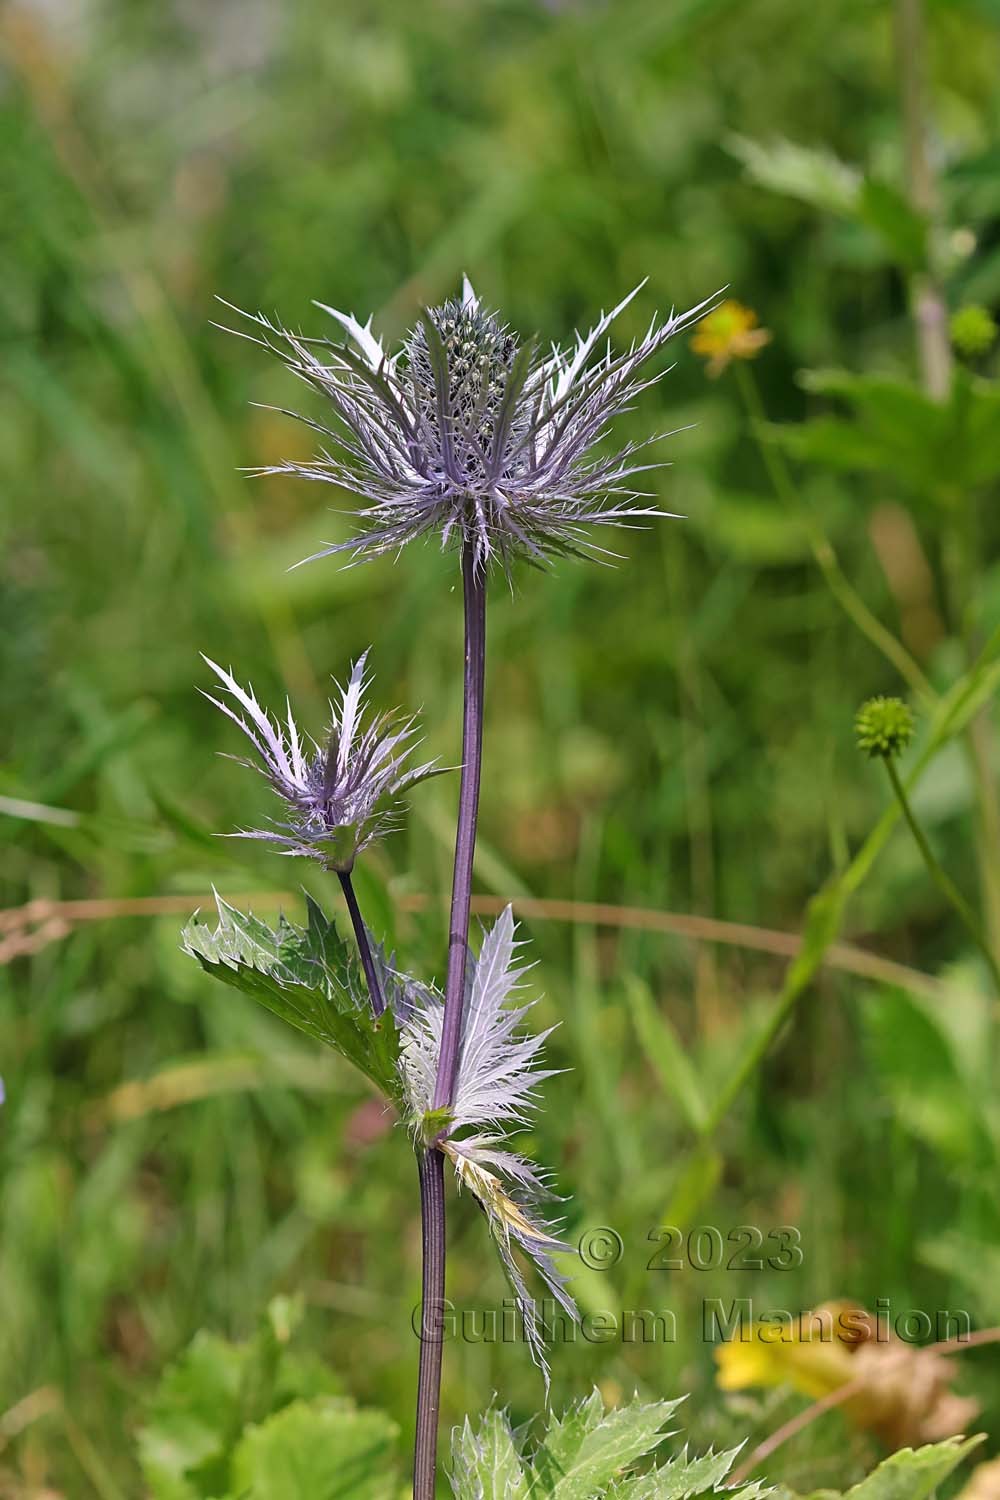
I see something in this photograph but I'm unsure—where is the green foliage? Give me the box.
[727,137,927,268]
[779,369,1000,499]
[451,1392,766,1500]
[182,894,404,1105]
[230,1400,399,1500]
[773,1436,984,1500]
[138,1298,397,1500]
[5,0,1000,1491]
[453,1398,982,1500]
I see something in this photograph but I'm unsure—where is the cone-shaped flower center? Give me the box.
[405,299,520,467]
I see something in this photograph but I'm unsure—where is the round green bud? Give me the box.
[949,304,997,359]
[855,696,915,760]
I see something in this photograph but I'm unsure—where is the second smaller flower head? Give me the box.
[855,696,915,761]
[202,652,438,871]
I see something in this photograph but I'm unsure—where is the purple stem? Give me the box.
[337,869,385,1017]
[432,541,488,1111]
[412,540,487,1500]
[412,1147,446,1500]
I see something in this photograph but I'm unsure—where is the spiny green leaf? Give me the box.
[531,1392,685,1500]
[453,1399,982,1500]
[618,1443,746,1500]
[452,1407,529,1500]
[530,1390,606,1489]
[454,1396,767,1500]
[182,894,404,1105]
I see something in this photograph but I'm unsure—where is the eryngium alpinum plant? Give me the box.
[187,278,716,1500]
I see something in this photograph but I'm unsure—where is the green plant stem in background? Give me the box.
[893,0,1000,962]
[883,758,1000,995]
[734,363,933,703]
[895,0,951,401]
[662,619,1000,1222]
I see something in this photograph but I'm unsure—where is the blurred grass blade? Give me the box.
[624,974,708,1135]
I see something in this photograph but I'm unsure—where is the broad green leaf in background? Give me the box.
[727,136,862,217]
[230,1398,399,1500]
[182,893,404,1105]
[856,178,928,272]
[770,1439,984,1500]
[138,1330,246,1500]
[772,369,1000,499]
[919,1233,1000,1325]
[860,988,994,1163]
[840,1437,984,1500]
[138,1300,345,1500]
[727,136,927,269]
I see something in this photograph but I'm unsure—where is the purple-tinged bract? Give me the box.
[201,651,437,871]
[222,278,719,574]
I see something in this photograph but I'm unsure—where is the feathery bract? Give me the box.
[400,906,577,1384]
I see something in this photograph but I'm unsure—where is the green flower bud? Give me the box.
[855,696,915,760]
[949,304,997,359]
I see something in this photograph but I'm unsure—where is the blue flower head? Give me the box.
[222,277,718,575]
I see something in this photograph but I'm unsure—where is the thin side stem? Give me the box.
[413,1148,446,1500]
[728,1378,863,1486]
[884,759,1000,995]
[432,540,488,1111]
[337,869,385,1016]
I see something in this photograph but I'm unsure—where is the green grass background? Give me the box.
[3,0,1000,1492]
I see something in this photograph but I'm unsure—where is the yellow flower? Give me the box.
[714,1300,861,1398]
[713,1300,979,1448]
[690,300,771,377]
